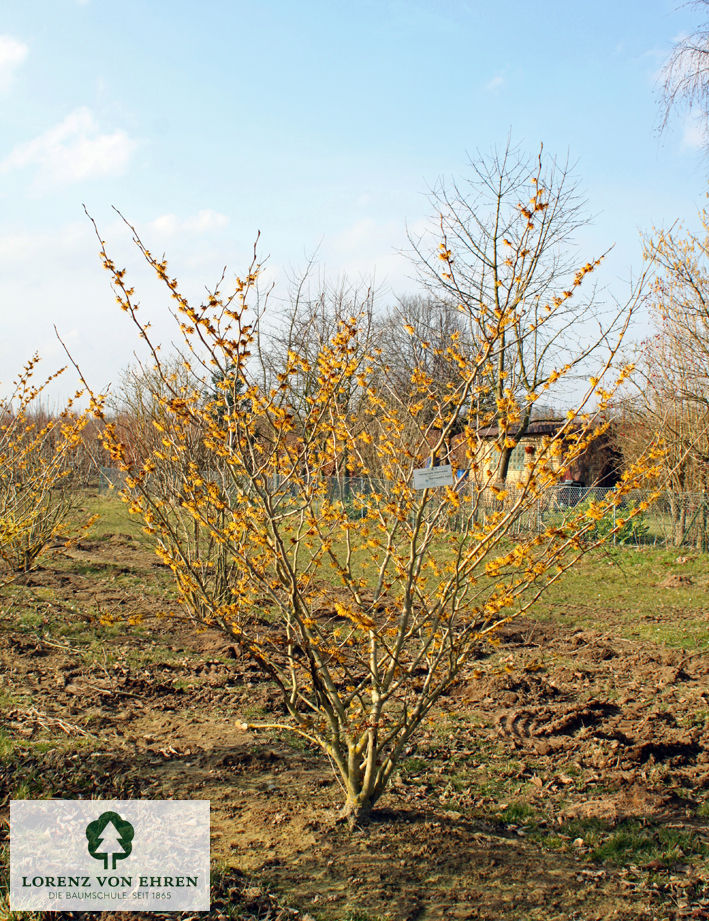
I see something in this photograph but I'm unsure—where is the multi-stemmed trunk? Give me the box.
[335,746,392,827]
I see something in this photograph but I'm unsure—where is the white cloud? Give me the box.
[681,112,709,150]
[0,107,137,187]
[324,216,415,293]
[0,219,188,401]
[484,74,504,93]
[0,35,28,92]
[0,222,89,264]
[149,209,230,235]
[0,231,36,262]
[331,217,385,251]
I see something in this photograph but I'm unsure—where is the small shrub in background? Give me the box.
[0,356,90,582]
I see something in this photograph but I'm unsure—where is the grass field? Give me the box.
[0,494,707,920]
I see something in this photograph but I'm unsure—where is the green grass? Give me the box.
[16,610,43,630]
[341,911,388,921]
[532,547,709,650]
[399,755,427,775]
[499,801,536,824]
[76,491,147,541]
[590,819,708,866]
[0,724,96,770]
[74,496,709,651]
[6,776,44,800]
[0,688,32,709]
[0,896,43,921]
[0,729,15,759]
[530,815,709,867]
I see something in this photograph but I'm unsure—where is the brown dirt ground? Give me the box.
[0,533,708,920]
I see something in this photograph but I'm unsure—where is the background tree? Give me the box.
[409,143,635,484]
[258,271,376,426]
[256,272,379,500]
[108,359,241,615]
[659,0,709,138]
[83,207,658,826]
[618,205,709,544]
[374,294,481,432]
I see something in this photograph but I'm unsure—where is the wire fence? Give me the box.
[464,485,709,550]
[97,467,709,550]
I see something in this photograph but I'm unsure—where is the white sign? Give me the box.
[412,464,454,489]
[10,800,210,912]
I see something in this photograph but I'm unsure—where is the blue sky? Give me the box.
[1,0,708,401]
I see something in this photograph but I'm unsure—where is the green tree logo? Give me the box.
[85,811,134,870]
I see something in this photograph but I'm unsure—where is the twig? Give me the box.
[39,633,83,654]
[24,706,96,739]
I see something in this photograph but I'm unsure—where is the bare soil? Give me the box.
[0,529,707,920]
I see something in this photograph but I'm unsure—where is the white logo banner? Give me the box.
[10,799,210,911]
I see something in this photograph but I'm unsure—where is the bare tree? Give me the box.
[619,206,709,543]
[659,0,709,137]
[409,142,636,484]
[258,270,376,422]
[375,294,480,418]
[641,206,709,423]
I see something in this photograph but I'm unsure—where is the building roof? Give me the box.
[475,419,563,440]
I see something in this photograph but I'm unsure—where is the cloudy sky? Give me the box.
[1,0,708,402]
